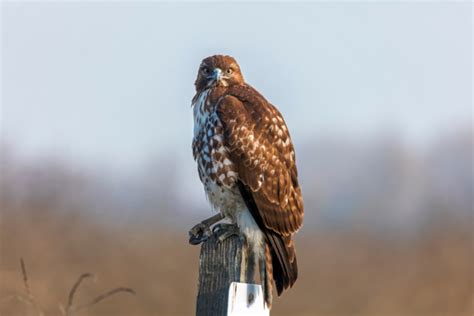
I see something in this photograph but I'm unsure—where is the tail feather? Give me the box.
[237,181,298,302]
[267,232,297,295]
[261,243,273,308]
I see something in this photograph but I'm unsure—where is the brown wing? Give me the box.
[217,84,304,234]
[216,84,304,294]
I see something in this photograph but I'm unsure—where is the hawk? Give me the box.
[188,55,304,308]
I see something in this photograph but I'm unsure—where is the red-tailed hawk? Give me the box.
[189,55,304,308]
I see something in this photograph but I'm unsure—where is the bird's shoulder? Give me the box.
[215,84,284,128]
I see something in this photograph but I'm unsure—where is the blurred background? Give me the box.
[1,2,472,315]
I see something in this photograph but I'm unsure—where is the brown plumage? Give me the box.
[191,55,304,308]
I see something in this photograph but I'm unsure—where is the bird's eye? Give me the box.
[202,67,209,74]
[226,68,233,75]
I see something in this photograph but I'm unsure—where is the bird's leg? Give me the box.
[212,223,241,243]
[188,213,224,245]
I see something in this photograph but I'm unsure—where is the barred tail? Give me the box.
[261,242,273,308]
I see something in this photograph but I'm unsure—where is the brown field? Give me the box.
[1,206,472,316]
[1,131,472,315]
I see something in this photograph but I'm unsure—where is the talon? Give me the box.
[212,223,224,234]
[189,234,208,245]
[188,222,211,245]
[213,223,240,244]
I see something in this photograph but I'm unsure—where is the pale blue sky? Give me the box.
[2,2,472,171]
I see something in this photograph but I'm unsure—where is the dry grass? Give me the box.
[1,206,472,316]
[1,259,135,316]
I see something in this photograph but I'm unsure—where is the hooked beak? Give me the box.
[210,68,223,82]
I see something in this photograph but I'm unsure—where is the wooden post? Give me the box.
[195,233,269,316]
[196,233,243,316]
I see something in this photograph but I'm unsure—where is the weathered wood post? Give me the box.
[195,233,269,316]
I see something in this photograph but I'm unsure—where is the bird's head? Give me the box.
[194,55,244,92]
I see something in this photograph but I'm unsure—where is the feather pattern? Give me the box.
[191,55,304,307]
[217,84,304,236]
[218,84,304,295]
